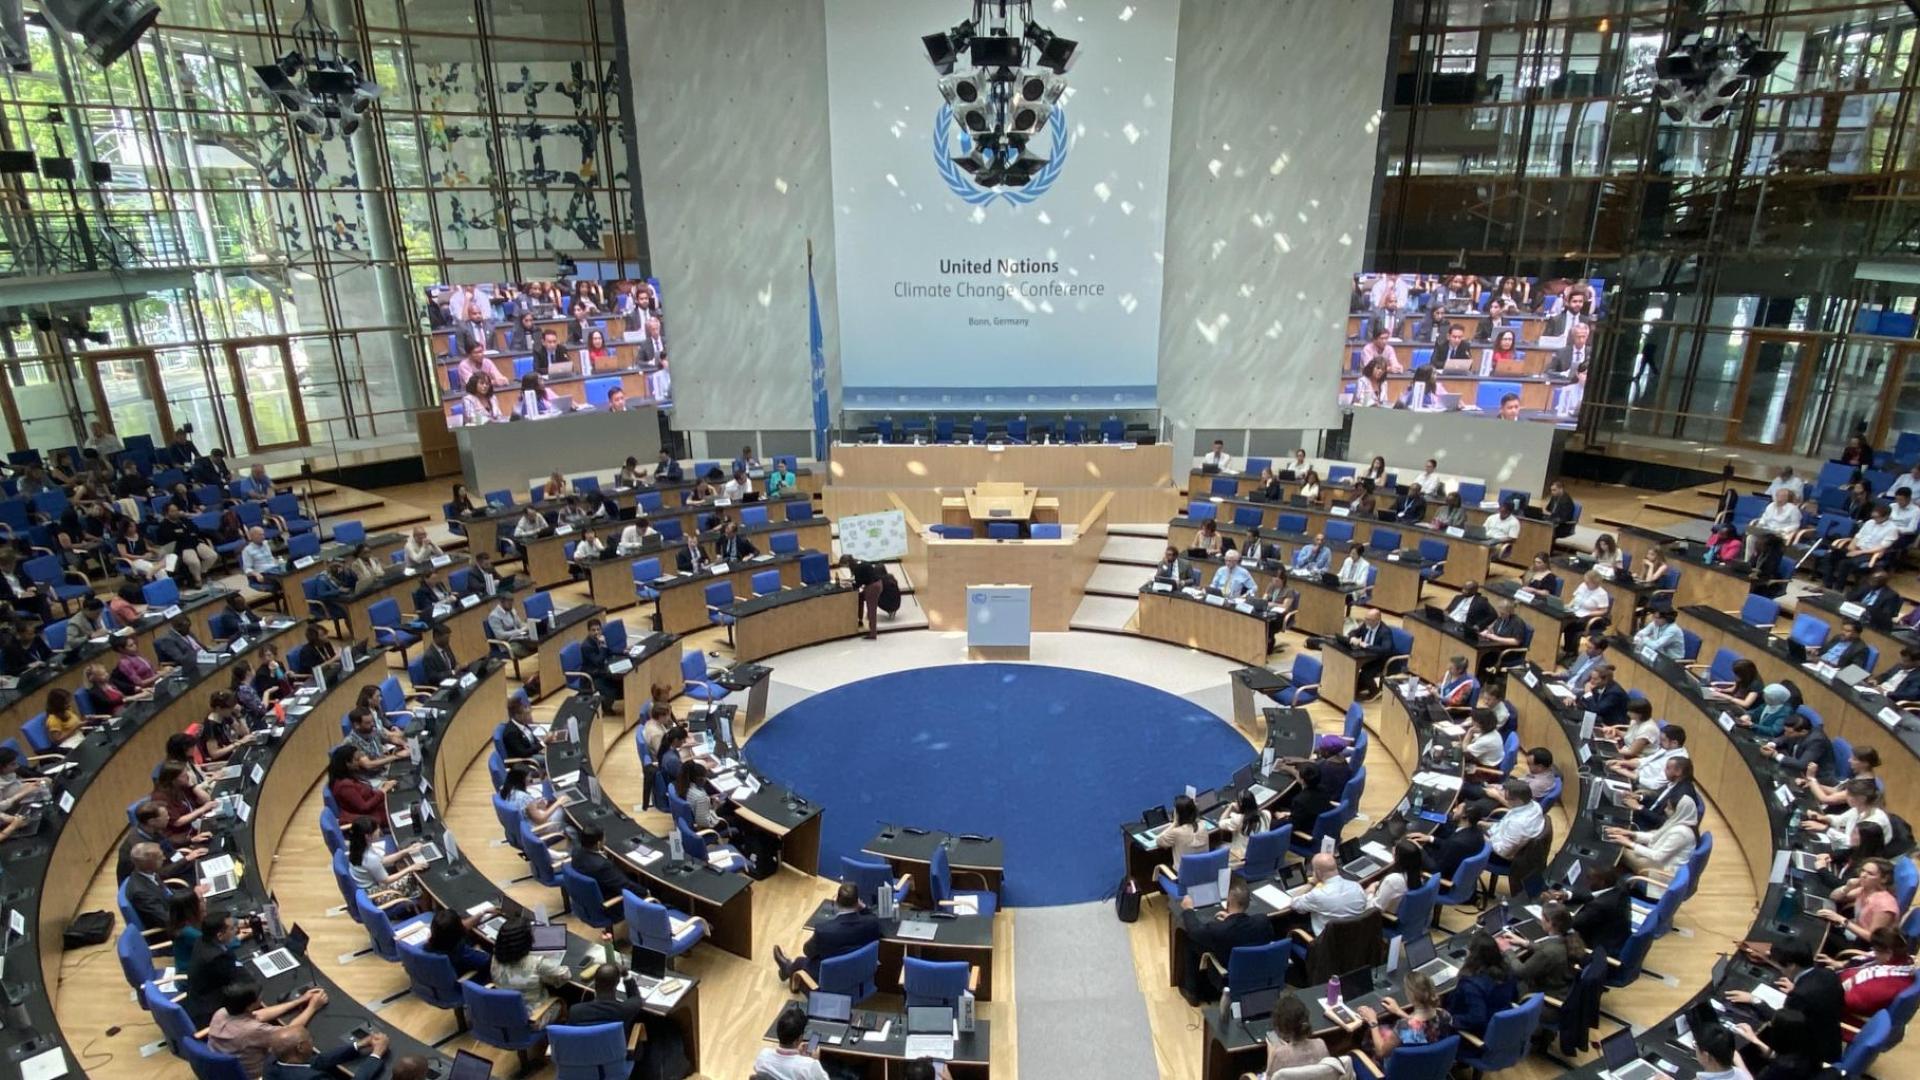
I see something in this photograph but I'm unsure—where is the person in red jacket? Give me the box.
[327,744,390,830]
[1839,926,1916,1032]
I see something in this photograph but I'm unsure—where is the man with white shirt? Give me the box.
[1209,550,1256,599]
[615,517,658,556]
[1890,489,1919,537]
[1285,449,1312,478]
[1764,465,1804,502]
[1411,459,1446,499]
[1884,463,1920,498]
[1745,488,1803,551]
[722,469,752,503]
[1293,534,1332,574]
[240,526,282,587]
[1481,503,1521,554]
[1290,852,1368,936]
[1547,321,1592,379]
[1336,543,1372,603]
[1821,503,1902,588]
[1485,779,1545,859]
[1631,606,1687,661]
[1610,723,1688,793]
[1200,440,1233,472]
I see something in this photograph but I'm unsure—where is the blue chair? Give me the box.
[461,981,549,1067]
[355,890,428,961]
[181,1036,250,1080]
[930,840,999,916]
[1353,1034,1460,1080]
[1100,417,1124,443]
[1215,939,1290,1001]
[800,552,831,585]
[841,855,910,907]
[1064,419,1087,443]
[1832,735,1855,780]
[1274,656,1320,706]
[935,418,956,443]
[117,922,163,994]
[1456,993,1544,1076]
[1370,528,1401,554]
[1437,842,1491,908]
[19,712,54,756]
[397,939,470,1025]
[751,569,782,596]
[1210,476,1239,497]
[1384,874,1441,939]
[1327,465,1356,484]
[1155,845,1230,902]
[369,598,418,653]
[623,891,704,967]
[1233,505,1263,528]
[769,531,800,554]
[525,591,556,623]
[787,501,815,522]
[548,1022,629,1080]
[986,522,1019,540]
[329,850,363,920]
[142,576,181,609]
[705,581,736,642]
[1006,418,1028,443]
[1324,520,1355,545]
[1187,501,1218,522]
[1289,800,1351,858]
[680,650,727,700]
[930,524,974,539]
[1838,1010,1893,1076]
[1275,513,1309,535]
[633,557,664,602]
[1789,612,1831,651]
[903,957,975,1008]
[1238,825,1293,882]
[24,553,89,611]
[1891,856,1918,911]
[1475,379,1515,411]
[1030,523,1062,539]
[676,818,746,873]
[518,817,570,889]
[143,979,197,1057]
[802,939,881,1002]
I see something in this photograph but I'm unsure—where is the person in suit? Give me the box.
[712,520,757,562]
[654,450,683,484]
[153,616,208,668]
[1176,879,1276,1004]
[636,315,668,367]
[417,624,459,685]
[1152,546,1197,587]
[499,694,557,762]
[577,618,623,701]
[1392,486,1428,524]
[1506,902,1575,998]
[1548,863,1633,956]
[263,1030,389,1080]
[1440,321,1474,366]
[183,911,249,1026]
[123,841,192,930]
[486,595,537,664]
[1542,480,1578,539]
[569,823,635,908]
[1576,663,1631,729]
[1345,607,1393,698]
[773,881,883,983]
[1240,527,1279,566]
[1764,711,1834,781]
[1630,756,1701,831]
[1726,938,1844,1069]
[411,570,456,617]
[1418,802,1489,879]
[1848,570,1903,626]
[1546,321,1594,379]
[1813,618,1872,670]
[673,531,710,574]
[1444,933,1519,1039]
[1443,580,1496,632]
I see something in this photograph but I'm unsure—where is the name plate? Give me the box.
[710,562,730,575]
[458,672,478,691]
[460,594,480,609]
[1203,594,1228,607]
[1521,669,1538,688]
[431,554,453,568]
[292,555,316,569]
[1386,552,1401,561]
[162,605,182,620]
[607,658,633,675]
[1839,601,1867,619]
[1513,588,1535,604]
[1330,506,1351,517]
[1595,564,1616,579]
[1879,706,1905,729]
[1639,645,1660,666]
[58,789,74,814]
[1715,711,1735,733]
[1234,601,1256,615]
[1445,526,1466,538]
[1150,581,1172,593]
[432,602,453,619]
[554,524,577,536]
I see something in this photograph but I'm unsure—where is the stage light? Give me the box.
[1649,31,1784,127]
[938,72,984,106]
[0,150,34,174]
[41,0,159,68]
[923,18,973,76]
[1007,72,1063,135]
[1024,23,1078,74]
[253,0,380,141]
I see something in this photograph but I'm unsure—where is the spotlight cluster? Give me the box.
[922,2,1077,188]
[252,0,381,139]
[0,0,160,71]
[1652,32,1784,125]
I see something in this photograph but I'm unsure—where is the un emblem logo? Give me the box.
[933,104,1070,207]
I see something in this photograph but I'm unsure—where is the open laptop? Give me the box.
[903,1006,957,1060]
[446,1049,495,1080]
[1404,934,1459,989]
[806,990,852,1043]
[530,923,568,954]
[1336,965,1377,1002]
[1597,1028,1667,1080]
[1341,854,1383,881]
[251,946,300,978]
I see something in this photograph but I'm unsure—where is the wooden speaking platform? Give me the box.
[940,481,1061,528]
[899,493,1111,633]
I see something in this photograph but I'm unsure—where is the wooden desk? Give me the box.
[832,442,1175,488]
[1485,580,1573,670]
[581,553,641,613]
[970,481,1038,521]
[519,530,576,588]
[1402,612,1495,686]
[533,605,603,702]
[341,568,441,650]
[916,528,1103,633]
[615,636,687,707]
[1673,557,1755,616]
[1461,505,1557,564]
[655,555,809,635]
[732,586,861,662]
[1319,640,1363,715]
[1135,588,1269,665]
[1167,503,1494,590]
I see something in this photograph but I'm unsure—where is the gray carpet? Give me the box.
[1014,902,1162,1079]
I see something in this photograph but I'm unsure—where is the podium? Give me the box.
[967,584,1032,660]
[941,481,1061,529]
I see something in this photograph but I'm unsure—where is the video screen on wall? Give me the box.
[1342,273,1603,427]
[426,277,672,425]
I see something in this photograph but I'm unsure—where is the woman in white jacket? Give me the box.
[1606,792,1697,876]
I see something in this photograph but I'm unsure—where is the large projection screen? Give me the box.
[825,0,1179,411]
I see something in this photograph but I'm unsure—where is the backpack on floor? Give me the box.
[738,828,782,880]
[1115,875,1141,923]
[877,572,902,615]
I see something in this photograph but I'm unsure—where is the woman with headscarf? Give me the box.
[1738,682,1799,738]
[1604,789,1698,876]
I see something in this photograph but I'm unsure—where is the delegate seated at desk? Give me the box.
[1345,608,1392,697]
[773,881,882,984]
[1210,550,1256,598]
[1293,535,1333,574]
[1443,581,1495,631]
[1631,607,1686,660]
[1154,547,1200,588]
[1174,878,1273,1005]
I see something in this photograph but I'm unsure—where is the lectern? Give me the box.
[966,584,1032,660]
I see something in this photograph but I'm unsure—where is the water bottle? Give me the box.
[1780,880,1802,920]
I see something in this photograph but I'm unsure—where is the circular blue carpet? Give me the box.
[742,663,1252,906]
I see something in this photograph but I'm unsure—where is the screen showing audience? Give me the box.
[429,277,672,425]
[1344,273,1603,427]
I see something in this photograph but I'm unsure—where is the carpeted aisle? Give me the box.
[1014,904,1161,1079]
[743,662,1253,906]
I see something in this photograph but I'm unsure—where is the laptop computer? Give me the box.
[1405,934,1459,989]
[447,1049,495,1080]
[251,947,300,978]
[1597,1028,1666,1080]
[1235,985,1280,1030]
[1186,879,1223,909]
[1141,806,1171,829]
[903,1005,957,1060]
[807,990,852,1042]
[1341,855,1383,880]
[1336,965,1377,1001]
[530,923,568,953]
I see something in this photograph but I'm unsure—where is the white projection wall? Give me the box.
[824,0,1178,409]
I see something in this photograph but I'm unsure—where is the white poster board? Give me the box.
[839,510,910,563]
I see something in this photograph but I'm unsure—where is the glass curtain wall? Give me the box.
[0,0,632,460]
[1376,0,1920,458]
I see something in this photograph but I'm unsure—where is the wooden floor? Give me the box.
[48,474,1920,1079]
